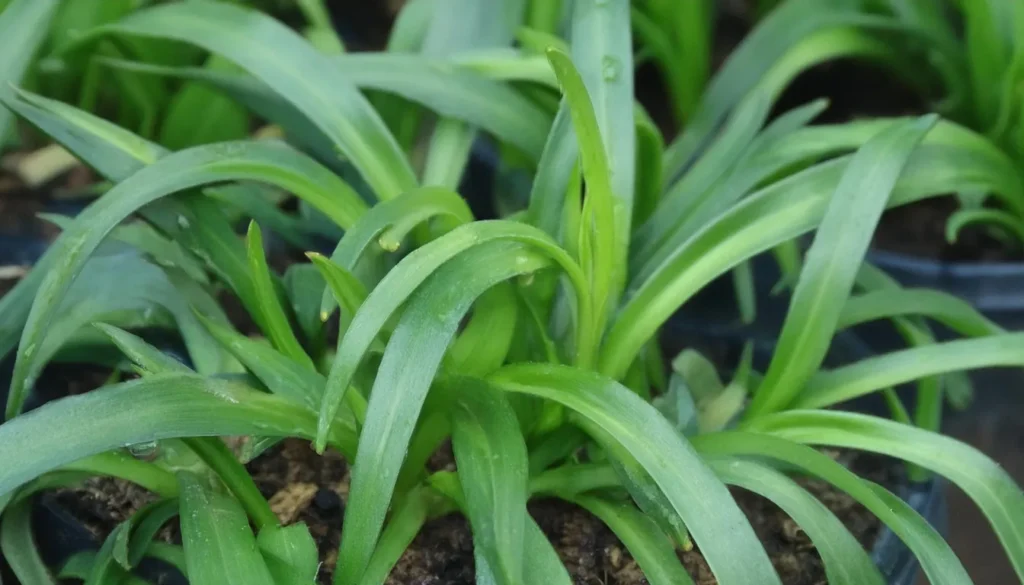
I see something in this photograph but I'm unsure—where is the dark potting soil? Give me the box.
[52,438,890,585]
[873,195,1024,263]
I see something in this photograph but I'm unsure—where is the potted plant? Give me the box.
[2,2,1023,584]
[707,0,1024,328]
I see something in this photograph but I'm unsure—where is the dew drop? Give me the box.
[23,343,36,358]
[377,236,401,252]
[176,215,191,229]
[601,56,620,82]
[127,440,159,460]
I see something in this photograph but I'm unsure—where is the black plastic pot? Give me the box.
[869,249,1024,329]
[873,478,948,585]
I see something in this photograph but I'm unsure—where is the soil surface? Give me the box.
[51,439,893,585]
[873,196,1024,263]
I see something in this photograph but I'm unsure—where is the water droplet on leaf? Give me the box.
[176,215,191,229]
[601,56,620,81]
[377,236,400,252]
[128,440,159,460]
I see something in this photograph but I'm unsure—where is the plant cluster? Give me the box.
[0,1,1022,585]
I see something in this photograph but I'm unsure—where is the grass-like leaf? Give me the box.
[0,374,356,498]
[662,0,895,177]
[6,140,365,419]
[86,1,416,200]
[317,185,472,316]
[570,0,635,218]
[489,364,781,585]
[694,431,972,585]
[796,333,1024,409]
[0,0,58,143]
[837,288,1005,337]
[316,221,588,451]
[256,524,320,585]
[745,411,1024,581]
[547,48,622,363]
[360,487,451,585]
[570,495,695,585]
[749,115,937,416]
[603,136,1022,380]
[707,457,884,585]
[451,379,529,585]
[178,472,275,585]
[246,222,315,370]
[1,500,58,585]
[333,241,550,585]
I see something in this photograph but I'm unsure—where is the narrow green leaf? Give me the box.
[707,457,884,585]
[0,500,57,585]
[333,241,551,585]
[85,523,131,585]
[603,133,1020,379]
[307,253,368,322]
[0,374,356,499]
[124,499,180,568]
[196,314,348,418]
[178,472,275,585]
[694,431,970,585]
[426,472,573,585]
[946,207,1024,244]
[6,139,365,418]
[451,380,529,585]
[104,50,552,161]
[744,411,1024,582]
[246,222,314,370]
[796,333,1024,409]
[316,221,588,452]
[388,0,435,51]
[256,524,320,585]
[283,263,328,346]
[87,1,416,199]
[41,213,210,285]
[837,288,1004,337]
[360,487,449,585]
[448,284,518,377]
[182,437,277,531]
[160,56,250,150]
[570,0,635,214]
[633,90,775,275]
[0,0,58,144]
[662,0,896,178]
[633,112,664,227]
[96,323,191,374]
[749,115,937,416]
[570,495,695,585]
[547,47,622,363]
[317,185,473,316]
[489,364,781,585]
[526,103,577,239]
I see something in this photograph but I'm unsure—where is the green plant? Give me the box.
[710,0,1024,247]
[0,2,1022,585]
[0,0,339,155]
